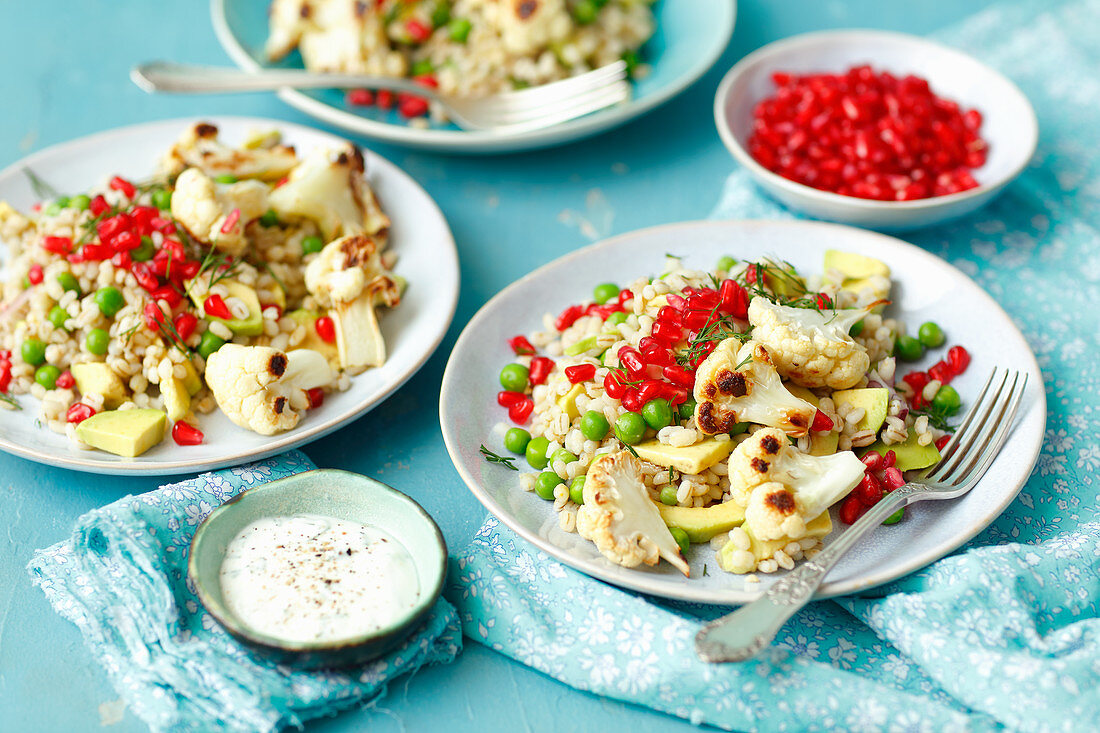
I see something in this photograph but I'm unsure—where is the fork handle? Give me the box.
[695,483,923,663]
[131,61,436,98]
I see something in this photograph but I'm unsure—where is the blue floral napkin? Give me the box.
[449,1,1100,730]
[28,452,461,733]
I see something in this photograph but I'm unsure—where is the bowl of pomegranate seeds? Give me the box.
[714,30,1038,230]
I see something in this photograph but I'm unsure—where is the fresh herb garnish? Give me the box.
[480,445,519,471]
[23,168,60,201]
[624,443,640,459]
[910,404,958,433]
[187,246,244,297]
[149,300,192,355]
[0,393,22,410]
[703,563,709,576]
[674,303,753,367]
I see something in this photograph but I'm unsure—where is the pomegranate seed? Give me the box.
[66,403,96,424]
[508,335,536,355]
[745,264,758,285]
[42,235,73,254]
[902,371,930,393]
[398,95,430,118]
[174,312,198,341]
[27,264,43,285]
[856,473,883,506]
[220,208,241,234]
[603,370,628,399]
[307,387,325,409]
[811,410,834,432]
[406,19,431,42]
[637,380,664,404]
[617,288,633,306]
[130,206,157,231]
[172,421,204,446]
[143,302,167,330]
[508,398,534,424]
[947,345,971,375]
[620,389,644,413]
[883,467,906,490]
[109,176,137,199]
[111,251,131,270]
[413,74,439,89]
[651,320,682,345]
[112,230,140,252]
[656,306,682,325]
[55,371,75,389]
[935,434,952,451]
[0,364,10,393]
[565,364,596,384]
[861,451,884,471]
[554,304,585,332]
[89,195,110,216]
[203,294,232,320]
[314,316,336,343]
[882,450,897,469]
[839,494,865,524]
[497,390,526,408]
[928,360,952,385]
[377,89,395,109]
[641,346,674,368]
[84,244,114,261]
[718,279,749,319]
[619,347,646,378]
[665,294,687,310]
[528,356,553,386]
[177,261,201,281]
[347,89,375,106]
[663,365,695,389]
[132,262,159,291]
[682,309,711,330]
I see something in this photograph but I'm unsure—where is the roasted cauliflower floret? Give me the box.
[693,339,817,438]
[493,0,572,55]
[748,297,886,390]
[727,428,865,541]
[576,450,690,575]
[204,344,334,435]
[170,168,268,256]
[268,0,406,77]
[305,234,401,373]
[161,122,298,182]
[267,144,388,242]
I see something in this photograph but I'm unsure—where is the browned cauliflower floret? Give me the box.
[161,122,299,182]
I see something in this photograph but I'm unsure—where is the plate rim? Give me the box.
[209,0,737,153]
[439,219,1046,604]
[0,115,460,475]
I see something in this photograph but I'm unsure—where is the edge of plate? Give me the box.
[210,0,737,153]
[0,115,460,475]
[439,219,1046,604]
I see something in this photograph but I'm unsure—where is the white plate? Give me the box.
[440,220,1045,604]
[211,0,736,154]
[0,116,459,475]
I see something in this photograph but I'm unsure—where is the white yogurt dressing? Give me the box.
[219,514,420,644]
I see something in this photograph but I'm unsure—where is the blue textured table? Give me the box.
[0,2,994,730]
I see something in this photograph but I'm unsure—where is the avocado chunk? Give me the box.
[863,428,941,471]
[824,250,891,304]
[287,309,339,362]
[832,388,889,434]
[161,377,190,422]
[556,383,586,422]
[75,408,166,457]
[71,363,129,408]
[717,511,833,573]
[187,279,263,336]
[633,437,736,475]
[179,358,202,396]
[564,335,600,356]
[657,500,745,543]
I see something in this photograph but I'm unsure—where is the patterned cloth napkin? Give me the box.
[28,451,462,733]
[449,1,1100,730]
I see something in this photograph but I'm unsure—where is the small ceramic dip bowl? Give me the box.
[188,469,446,669]
[714,30,1038,230]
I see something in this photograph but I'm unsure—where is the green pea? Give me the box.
[614,412,646,445]
[56,272,80,295]
[621,49,641,76]
[526,436,550,470]
[197,331,226,360]
[678,398,697,421]
[534,471,561,501]
[85,328,110,355]
[669,527,690,556]
[44,202,63,217]
[716,255,736,272]
[550,448,577,467]
[642,398,672,431]
[94,286,125,318]
[430,2,450,27]
[131,235,156,262]
[411,58,435,76]
[21,338,46,366]
[503,427,531,454]
[580,410,610,441]
[21,276,30,290]
[895,334,924,362]
[605,311,629,327]
[568,476,586,505]
[932,385,961,415]
[70,194,91,211]
[499,363,530,392]
[214,174,239,184]
[35,364,61,390]
[659,485,678,506]
[259,209,279,227]
[48,305,70,330]
[572,0,598,24]
[883,508,905,525]
[151,189,173,210]
[849,319,865,337]
[729,422,750,436]
[593,282,620,305]
[57,196,71,208]
[301,235,324,256]
[448,17,471,42]
[918,321,945,349]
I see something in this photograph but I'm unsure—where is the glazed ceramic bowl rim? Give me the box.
[188,468,447,653]
[713,29,1039,212]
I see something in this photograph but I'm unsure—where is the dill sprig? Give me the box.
[480,445,519,471]
[910,404,958,433]
[23,168,60,201]
[148,300,192,355]
[119,320,143,347]
[186,246,244,297]
[624,443,639,459]
[0,393,22,410]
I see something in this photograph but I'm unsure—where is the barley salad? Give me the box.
[486,251,972,581]
[0,122,403,457]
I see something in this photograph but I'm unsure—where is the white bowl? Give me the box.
[714,30,1038,230]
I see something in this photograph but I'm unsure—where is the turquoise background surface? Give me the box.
[0,2,999,731]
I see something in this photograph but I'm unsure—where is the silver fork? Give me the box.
[130,61,631,133]
[695,368,1028,663]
